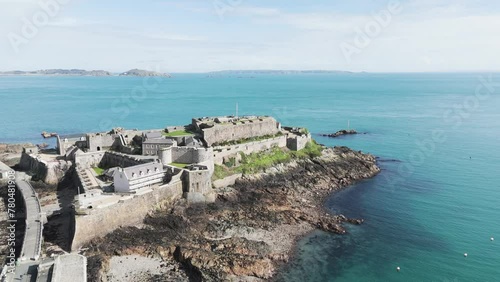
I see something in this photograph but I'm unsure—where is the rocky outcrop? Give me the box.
[84,146,379,281]
[18,153,72,184]
[0,143,33,154]
[321,129,358,138]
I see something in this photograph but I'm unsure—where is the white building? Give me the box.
[113,161,165,192]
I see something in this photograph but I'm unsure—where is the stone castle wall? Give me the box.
[72,181,183,251]
[183,168,215,203]
[86,134,116,152]
[202,118,280,146]
[172,147,213,164]
[287,134,311,151]
[213,136,287,165]
[74,151,106,169]
[99,152,152,169]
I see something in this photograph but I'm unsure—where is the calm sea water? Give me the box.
[1,73,499,281]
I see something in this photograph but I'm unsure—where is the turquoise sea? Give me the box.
[1,73,499,281]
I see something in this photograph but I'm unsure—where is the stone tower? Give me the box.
[158,147,172,165]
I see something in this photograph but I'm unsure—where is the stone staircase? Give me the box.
[76,166,100,191]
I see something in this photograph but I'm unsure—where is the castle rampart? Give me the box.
[72,180,183,251]
[193,116,281,146]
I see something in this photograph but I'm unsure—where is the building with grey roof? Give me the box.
[143,131,163,139]
[113,161,165,192]
[142,138,176,156]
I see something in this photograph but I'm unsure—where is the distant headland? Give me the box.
[0,69,363,77]
[0,68,171,77]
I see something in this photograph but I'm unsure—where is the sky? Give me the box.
[1,0,500,73]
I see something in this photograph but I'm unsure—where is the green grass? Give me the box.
[290,140,323,159]
[235,147,291,174]
[211,140,324,179]
[169,162,189,168]
[163,129,194,137]
[92,167,104,175]
[213,164,234,180]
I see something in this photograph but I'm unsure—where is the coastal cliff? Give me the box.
[84,146,380,281]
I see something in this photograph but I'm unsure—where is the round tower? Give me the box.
[158,147,172,166]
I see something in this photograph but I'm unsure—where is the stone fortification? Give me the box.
[192,116,281,146]
[72,181,183,251]
[171,147,213,165]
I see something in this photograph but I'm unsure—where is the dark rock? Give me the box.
[321,129,358,138]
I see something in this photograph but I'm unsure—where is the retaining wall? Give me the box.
[72,181,183,250]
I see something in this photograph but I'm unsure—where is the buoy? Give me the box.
[464,253,468,257]
[491,237,494,241]
[396,266,401,272]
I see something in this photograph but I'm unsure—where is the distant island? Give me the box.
[0,69,170,77]
[0,69,111,76]
[119,68,171,77]
[209,70,357,75]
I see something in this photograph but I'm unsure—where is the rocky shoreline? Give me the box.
[83,146,380,281]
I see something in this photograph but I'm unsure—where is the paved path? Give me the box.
[15,175,44,262]
[2,173,45,282]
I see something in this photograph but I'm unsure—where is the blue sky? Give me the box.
[1,0,500,72]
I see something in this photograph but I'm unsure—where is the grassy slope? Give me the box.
[213,141,323,180]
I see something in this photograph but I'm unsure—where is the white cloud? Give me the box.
[1,1,500,72]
